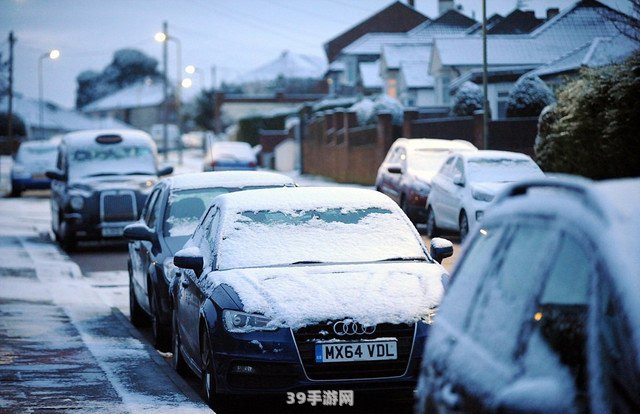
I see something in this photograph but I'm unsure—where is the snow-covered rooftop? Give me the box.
[81,81,166,112]
[434,1,626,67]
[235,50,326,83]
[400,62,435,89]
[0,95,131,132]
[382,44,432,69]
[530,35,638,77]
[342,32,413,56]
[407,9,477,40]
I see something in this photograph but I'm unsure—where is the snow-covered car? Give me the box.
[203,141,257,171]
[415,176,640,414]
[375,138,477,224]
[10,139,59,197]
[123,171,295,351]
[46,129,173,251]
[170,187,453,411]
[425,150,544,240]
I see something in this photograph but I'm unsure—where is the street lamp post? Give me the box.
[38,49,60,140]
[155,24,183,164]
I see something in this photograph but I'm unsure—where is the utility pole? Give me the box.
[162,21,169,162]
[7,32,16,144]
[482,0,489,150]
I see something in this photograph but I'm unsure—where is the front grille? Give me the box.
[293,322,415,381]
[100,191,136,222]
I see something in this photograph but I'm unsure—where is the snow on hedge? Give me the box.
[506,74,555,118]
[452,81,483,116]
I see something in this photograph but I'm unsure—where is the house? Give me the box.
[430,0,633,118]
[81,80,173,133]
[323,1,428,63]
[1,94,130,141]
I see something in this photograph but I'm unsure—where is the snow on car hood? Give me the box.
[470,181,511,195]
[202,261,446,330]
[71,175,156,192]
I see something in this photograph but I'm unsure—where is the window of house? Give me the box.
[387,79,397,99]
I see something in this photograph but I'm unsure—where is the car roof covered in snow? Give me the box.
[395,138,478,151]
[165,171,295,191]
[61,129,156,150]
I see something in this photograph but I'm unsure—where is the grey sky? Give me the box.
[1,0,632,108]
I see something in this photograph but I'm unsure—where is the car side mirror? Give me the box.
[45,169,67,182]
[453,174,465,186]
[123,222,156,242]
[430,237,454,264]
[158,165,174,177]
[174,248,204,276]
[387,165,402,174]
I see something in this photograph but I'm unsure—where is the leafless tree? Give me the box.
[600,0,640,43]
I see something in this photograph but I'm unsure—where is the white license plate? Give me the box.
[102,227,124,237]
[315,340,397,363]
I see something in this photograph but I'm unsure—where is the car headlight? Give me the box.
[472,189,494,202]
[421,308,438,325]
[140,179,156,193]
[70,196,84,210]
[222,310,277,333]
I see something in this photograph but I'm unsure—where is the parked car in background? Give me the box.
[123,171,295,351]
[416,176,640,414]
[10,139,59,197]
[46,129,173,251]
[203,141,257,171]
[375,138,477,224]
[170,187,453,411]
[425,150,544,240]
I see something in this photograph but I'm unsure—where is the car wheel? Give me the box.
[149,284,170,352]
[426,207,439,238]
[200,332,231,411]
[10,184,21,197]
[459,211,469,242]
[171,308,189,376]
[129,273,148,328]
[59,219,76,252]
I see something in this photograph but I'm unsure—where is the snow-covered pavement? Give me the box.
[0,195,209,413]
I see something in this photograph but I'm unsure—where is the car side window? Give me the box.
[530,233,593,391]
[592,268,640,413]
[439,156,455,178]
[453,157,464,178]
[436,224,507,329]
[465,224,556,359]
[144,189,162,227]
[389,146,402,164]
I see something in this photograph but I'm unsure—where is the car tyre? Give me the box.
[459,211,469,242]
[59,219,76,252]
[426,207,439,238]
[201,332,232,412]
[129,273,148,327]
[10,184,21,197]
[172,309,189,376]
[149,284,170,351]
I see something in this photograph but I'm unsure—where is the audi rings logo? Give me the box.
[332,320,376,336]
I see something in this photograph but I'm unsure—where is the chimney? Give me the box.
[439,0,454,16]
[407,0,415,7]
[546,8,560,20]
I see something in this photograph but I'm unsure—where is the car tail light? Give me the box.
[248,161,257,168]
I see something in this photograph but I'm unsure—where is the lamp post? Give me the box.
[155,24,183,164]
[38,49,60,140]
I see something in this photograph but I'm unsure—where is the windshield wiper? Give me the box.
[290,260,323,265]
[377,257,427,262]
[84,172,118,178]
[125,171,155,175]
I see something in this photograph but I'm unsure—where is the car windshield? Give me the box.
[467,158,543,182]
[216,207,426,270]
[68,145,156,180]
[164,185,288,237]
[16,144,58,165]
[409,149,456,172]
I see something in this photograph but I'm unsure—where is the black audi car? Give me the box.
[123,171,295,351]
[46,129,172,251]
[170,187,453,411]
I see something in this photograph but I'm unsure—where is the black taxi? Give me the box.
[46,129,172,250]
